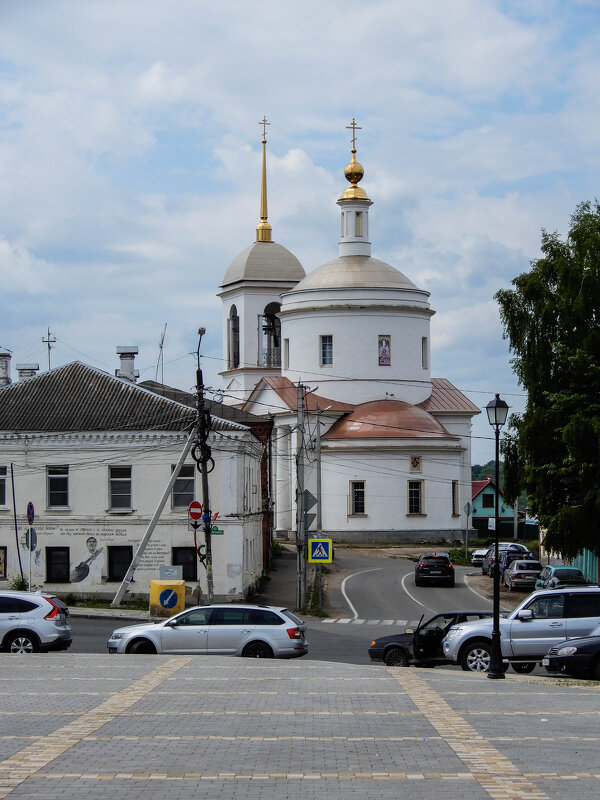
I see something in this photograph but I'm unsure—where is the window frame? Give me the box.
[319,334,333,367]
[47,465,69,509]
[172,546,198,582]
[408,480,425,515]
[482,493,495,509]
[109,465,132,512]
[452,480,459,516]
[0,465,6,507]
[172,464,195,509]
[46,546,70,583]
[107,545,133,582]
[349,480,366,516]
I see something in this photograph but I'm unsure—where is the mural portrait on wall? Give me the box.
[70,536,104,583]
[378,335,391,366]
[0,546,6,580]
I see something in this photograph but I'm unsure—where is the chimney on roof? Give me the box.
[116,346,139,382]
[0,351,11,386]
[16,363,39,380]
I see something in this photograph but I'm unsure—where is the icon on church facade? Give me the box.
[378,335,391,366]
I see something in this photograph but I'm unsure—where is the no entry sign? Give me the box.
[188,501,203,521]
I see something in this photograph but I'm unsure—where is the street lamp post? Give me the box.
[486,393,509,680]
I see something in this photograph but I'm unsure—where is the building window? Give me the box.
[355,211,363,236]
[320,335,333,366]
[47,466,69,508]
[109,466,132,511]
[0,546,6,580]
[0,466,6,506]
[283,338,289,369]
[172,547,198,581]
[46,547,70,582]
[341,211,345,237]
[228,305,240,369]
[349,480,366,515]
[261,302,281,367]
[482,493,494,509]
[422,337,429,369]
[378,335,391,366]
[107,545,133,582]
[408,480,424,515]
[172,464,194,509]
[452,480,459,516]
[409,456,422,473]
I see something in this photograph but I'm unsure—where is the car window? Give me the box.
[176,608,211,625]
[552,568,583,578]
[526,595,565,619]
[210,607,248,625]
[15,599,39,613]
[0,597,17,614]
[281,609,303,626]
[421,555,450,564]
[248,609,283,625]
[515,561,542,571]
[565,593,600,618]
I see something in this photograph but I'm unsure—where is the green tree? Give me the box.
[496,200,600,558]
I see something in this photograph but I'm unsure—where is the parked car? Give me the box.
[368,610,493,667]
[442,585,600,673]
[481,542,530,576]
[414,553,455,587]
[107,604,308,658]
[503,559,543,592]
[470,548,489,568]
[543,635,600,680]
[535,565,586,590]
[0,590,72,653]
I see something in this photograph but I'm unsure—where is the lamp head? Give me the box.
[486,393,509,428]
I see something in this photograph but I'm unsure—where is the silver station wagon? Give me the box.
[107,603,308,658]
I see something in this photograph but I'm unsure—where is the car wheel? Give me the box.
[242,641,274,659]
[448,577,455,587]
[415,577,422,587]
[127,639,157,655]
[384,647,409,667]
[459,639,492,672]
[512,662,536,674]
[6,632,40,654]
[592,656,600,681]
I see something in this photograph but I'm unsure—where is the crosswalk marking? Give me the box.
[320,618,417,627]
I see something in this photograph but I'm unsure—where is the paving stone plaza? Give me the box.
[0,654,599,799]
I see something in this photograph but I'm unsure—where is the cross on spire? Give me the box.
[346,118,361,150]
[259,116,270,142]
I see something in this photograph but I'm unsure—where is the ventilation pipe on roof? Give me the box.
[0,351,11,386]
[116,346,139,382]
[16,363,39,380]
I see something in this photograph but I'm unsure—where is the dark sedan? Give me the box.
[543,636,600,680]
[415,552,455,587]
[368,610,493,667]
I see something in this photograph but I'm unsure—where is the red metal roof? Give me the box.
[419,378,480,415]
[323,399,456,440]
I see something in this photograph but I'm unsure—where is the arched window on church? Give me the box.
[261,302,281,367]
[228,305,240,369]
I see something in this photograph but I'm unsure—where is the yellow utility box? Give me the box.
[149,580,186,618]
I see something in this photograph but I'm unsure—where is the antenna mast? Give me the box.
[42,327,56,370]
[155,323,167,383]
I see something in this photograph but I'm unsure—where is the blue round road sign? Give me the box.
[159,589,178,609]
[27,502,35,526]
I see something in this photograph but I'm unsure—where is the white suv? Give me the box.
[0,590,72,653]
[443,586,600,673]
[107,604,308,658]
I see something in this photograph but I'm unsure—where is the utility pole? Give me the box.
[42,327,56,370]
[192,328,215,604]
[296,383,306,609]
[315,405,322,607]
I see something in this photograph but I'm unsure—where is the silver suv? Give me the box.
[443,586,600,673]
[107,604,308,658]
[0,590,72,653]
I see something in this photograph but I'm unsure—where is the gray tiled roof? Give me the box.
[0,362,198,433]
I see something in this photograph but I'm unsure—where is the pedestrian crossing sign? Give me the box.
[308,538,333,563]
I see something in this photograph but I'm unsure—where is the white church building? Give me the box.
[218,123,480,544]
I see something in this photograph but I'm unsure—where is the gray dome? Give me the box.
[291,255,416,291]
[221,241,305,288]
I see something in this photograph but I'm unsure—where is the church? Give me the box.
[218,121,480,544]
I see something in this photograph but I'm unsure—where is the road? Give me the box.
[71,549,496,665]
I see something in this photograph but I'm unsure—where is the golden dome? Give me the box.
[344,151,364,185]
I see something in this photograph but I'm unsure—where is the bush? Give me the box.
[9,574,29,591]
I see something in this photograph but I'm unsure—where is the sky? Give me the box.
[1,0,600,464]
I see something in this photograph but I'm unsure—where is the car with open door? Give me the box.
[368,610,493,667]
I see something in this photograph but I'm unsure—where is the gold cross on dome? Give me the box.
[259,116,270,141]
[346,118,362,149]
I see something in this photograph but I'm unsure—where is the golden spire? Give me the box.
[256,116,272,242]
[341,117,370,201]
